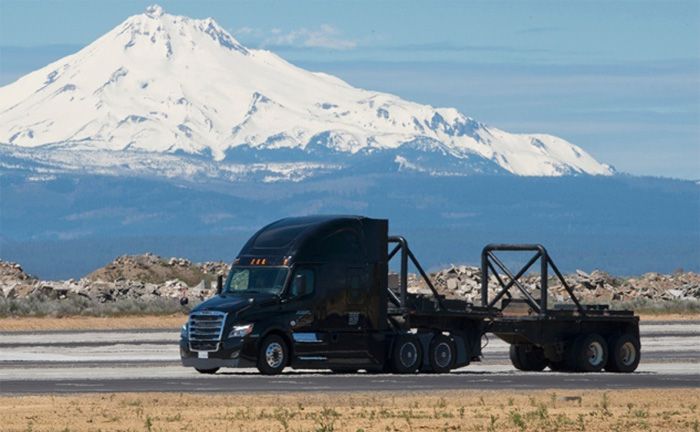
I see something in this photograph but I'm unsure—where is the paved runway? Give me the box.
[1,321,698,394]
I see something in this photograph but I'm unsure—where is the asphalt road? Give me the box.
[1,321,698,394]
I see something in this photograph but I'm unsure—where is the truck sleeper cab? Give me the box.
[180,215,483,374]
[180,215,641,375]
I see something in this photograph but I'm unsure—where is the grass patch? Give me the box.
[0,295,194,318]
[0,389,697,431]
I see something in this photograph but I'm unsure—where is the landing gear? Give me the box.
[509,344,547,371]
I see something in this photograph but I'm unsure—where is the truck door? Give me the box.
[286,266,331,359]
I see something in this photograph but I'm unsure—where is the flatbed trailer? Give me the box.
[180,216,640,374]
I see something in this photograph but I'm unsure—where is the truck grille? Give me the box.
[188,311,227,352]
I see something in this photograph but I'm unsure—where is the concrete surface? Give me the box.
[0,321,697,394]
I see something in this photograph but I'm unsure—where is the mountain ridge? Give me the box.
[0,5,612,178]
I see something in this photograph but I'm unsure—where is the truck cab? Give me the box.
[180,215,390,374]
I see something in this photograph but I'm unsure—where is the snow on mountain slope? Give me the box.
[0,5,612,177]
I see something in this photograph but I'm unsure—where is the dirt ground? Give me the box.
[0,312,697,332]
[0,389,698,431]
[0,314,187,331]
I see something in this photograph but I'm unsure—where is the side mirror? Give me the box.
[216,275,223,295]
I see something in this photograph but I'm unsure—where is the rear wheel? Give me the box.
[391,334,422,374]
[509,344,547,371]
[605,333,640,373]
[568,333,608,372]
[195,367,219,374]
[257,334,288,375]
[428,335,456,373]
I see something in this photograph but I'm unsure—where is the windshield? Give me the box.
[224,266,289,295]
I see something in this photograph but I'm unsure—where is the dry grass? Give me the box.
[0,389,698,432]
[0,314,187,331]
[638,312,700,321]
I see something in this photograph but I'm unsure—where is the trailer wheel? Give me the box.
[509,344,547,371]
[605,333,640,373]
[429,335,455,373]
[257,334,288,375]
[195,367,219,374]
[569,333,608,372]
[391,334,422,373]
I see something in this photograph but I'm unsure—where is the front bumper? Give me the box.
[179,336,257,368]
[182,357,248,368]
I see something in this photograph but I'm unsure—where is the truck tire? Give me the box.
[429,335,456,373]
[568,333,608,372]
[605,333,640,373]
[391,334,422,374]
[195,367,219,374]
[509,344,547,371]
[257,334,288,375]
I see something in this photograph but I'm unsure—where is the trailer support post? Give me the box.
[481,250,489,307]
[399,239,408,310]
[540,248,548,317]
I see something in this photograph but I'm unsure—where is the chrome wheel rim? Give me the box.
[620,341,636,366]
[265,342,284,369]
[399,342,418,368]
[587,341,604,366]
[434,342,452,369]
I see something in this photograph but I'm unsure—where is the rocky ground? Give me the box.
[406,265,700,305]
[0,254,698,316]
[0,255,228,316]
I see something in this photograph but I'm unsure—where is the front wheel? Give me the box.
[195,367,219,374]
[257,335,288,375]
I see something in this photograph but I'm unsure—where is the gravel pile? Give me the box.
[1,255,698,311]
[0,255,230,305]
[405,265,700,305]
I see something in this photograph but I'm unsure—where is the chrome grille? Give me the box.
[188,311,227,352]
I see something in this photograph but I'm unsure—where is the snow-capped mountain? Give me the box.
[0,5,613,178]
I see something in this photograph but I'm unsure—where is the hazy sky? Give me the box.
[1,0,698,179]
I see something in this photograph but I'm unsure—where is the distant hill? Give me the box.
[1,170,697,279]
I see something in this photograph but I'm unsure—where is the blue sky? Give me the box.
[1,0,698,179]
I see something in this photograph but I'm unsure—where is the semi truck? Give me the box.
[180,215,640,375]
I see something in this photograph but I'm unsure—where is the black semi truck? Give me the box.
[180,216,640,375]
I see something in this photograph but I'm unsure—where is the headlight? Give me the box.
[180,323,188,337]
[228,323,254,338]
